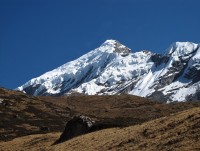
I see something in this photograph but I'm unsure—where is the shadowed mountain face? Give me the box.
[1,88,200,142]
[18,40,200,102]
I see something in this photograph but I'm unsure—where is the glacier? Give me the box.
[17,40,200,102]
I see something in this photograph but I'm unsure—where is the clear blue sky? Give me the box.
[0,0,200,89]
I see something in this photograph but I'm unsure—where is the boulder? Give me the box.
[54,115,95,144]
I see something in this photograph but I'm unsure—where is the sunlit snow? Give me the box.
[18,40,200,102]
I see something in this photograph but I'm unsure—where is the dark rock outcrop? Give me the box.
[150,54,170,67]
[54,115,95,144]
[184,66,200,83]
[114,40,131,57]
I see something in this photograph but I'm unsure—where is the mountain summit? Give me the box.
[17,40,200,102]
[100,40,131,56]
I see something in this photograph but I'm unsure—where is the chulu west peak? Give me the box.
[17,40,200,102]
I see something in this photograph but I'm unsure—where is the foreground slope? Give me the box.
[0,88,69,141]
[1,107,199,151]
[18,40,200,102]
[1,87,199,142]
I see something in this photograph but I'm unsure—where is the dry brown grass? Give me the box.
[0,88,70,141]
[0,107,199,151]
[0,87,200,142]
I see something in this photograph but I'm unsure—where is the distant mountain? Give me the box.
[17,40,200,102]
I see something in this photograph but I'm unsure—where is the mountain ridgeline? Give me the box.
[18,40,200,102]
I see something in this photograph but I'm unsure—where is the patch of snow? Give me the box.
[0,98,4,104]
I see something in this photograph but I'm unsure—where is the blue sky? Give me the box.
[0,0,200,89]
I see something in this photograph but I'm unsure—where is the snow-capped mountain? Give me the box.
[17,40,200,102]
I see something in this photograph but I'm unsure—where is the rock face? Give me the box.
[113,40,131,56]
[54,116,95,144]
[18,40,200,102]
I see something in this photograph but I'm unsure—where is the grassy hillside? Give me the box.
[0,87,200,142]
[1,107,199,151]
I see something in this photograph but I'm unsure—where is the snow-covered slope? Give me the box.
[130,42,200,102]
[17,40,200,102]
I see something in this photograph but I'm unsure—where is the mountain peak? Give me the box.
[17,41,200,102]
[100,39,131,56]
[167,41,199,56]
[102,39,118,45]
